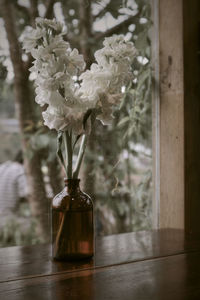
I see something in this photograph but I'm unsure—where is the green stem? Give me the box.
[63,131,73,179]
[73,134,87,179]
[56,132,67,175]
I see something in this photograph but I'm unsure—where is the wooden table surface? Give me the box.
[1,229,200,299]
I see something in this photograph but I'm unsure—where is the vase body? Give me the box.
[51,179,94,260]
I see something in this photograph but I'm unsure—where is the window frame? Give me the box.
[152,0,200,234]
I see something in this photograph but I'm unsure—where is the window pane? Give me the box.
[0,0,153,247]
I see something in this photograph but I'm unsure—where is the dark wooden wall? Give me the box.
[183,0,200,235]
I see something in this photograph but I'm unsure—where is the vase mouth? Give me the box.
[64,178,80,182]
[64,178,80,187]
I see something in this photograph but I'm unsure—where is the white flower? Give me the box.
[23,17,90,134]
[29,58,43,73]
[36,18,65,34]
[23,17,136,133]
[23,27,46,53]
[95,35,136,67]
[79,35,137,125]
[67,48,86,75]
[42,105,87,134]
[30,36,69,60]
[79,64,112,105]
[35,87,51,106]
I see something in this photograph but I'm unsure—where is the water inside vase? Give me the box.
[52,208,94,260]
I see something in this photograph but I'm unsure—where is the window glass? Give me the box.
[0,0,152,247]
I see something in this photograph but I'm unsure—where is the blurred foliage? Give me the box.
[0,203,41,247]
[0,130,20,162]
[0,0,153,246]
[0,83,15,118]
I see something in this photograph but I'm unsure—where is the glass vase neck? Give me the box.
[64,178,80,191]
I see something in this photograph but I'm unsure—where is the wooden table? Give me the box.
[1,229,200,299]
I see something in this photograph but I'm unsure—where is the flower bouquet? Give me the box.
[23,18,136,260]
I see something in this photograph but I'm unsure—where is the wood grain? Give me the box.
[0,229,200,282]
[1,251,200,300]
[158,0,200,233]
[159,0,185,229]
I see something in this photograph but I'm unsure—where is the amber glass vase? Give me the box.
[51,178,94,261]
